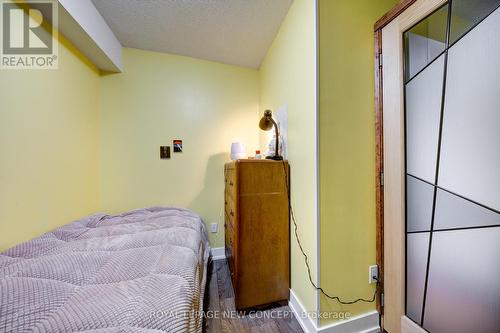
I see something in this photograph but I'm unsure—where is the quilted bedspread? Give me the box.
[0,207,210,333]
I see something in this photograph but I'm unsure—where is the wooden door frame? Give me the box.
[373,1,417,330]
[373,1,446,332]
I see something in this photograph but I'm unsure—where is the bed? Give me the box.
[0,207,210,333]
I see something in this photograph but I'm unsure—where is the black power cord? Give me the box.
[280,160,380,305]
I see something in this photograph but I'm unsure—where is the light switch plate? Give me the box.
[210,223,218,233]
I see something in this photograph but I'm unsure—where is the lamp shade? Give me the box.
[259,110,274,131]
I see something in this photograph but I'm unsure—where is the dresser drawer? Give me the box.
[224,223,236,283]
[225,165,235,178]
[225,209,236,231]
[225,178,236,200]
[224,195,236,221]
[225,167,237,199]
[224,226,234,257]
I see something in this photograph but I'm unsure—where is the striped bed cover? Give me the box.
[0,207,210,332]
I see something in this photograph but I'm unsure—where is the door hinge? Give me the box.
[378,52,383,68]
[381,292,385,307]
[380,172,384,187]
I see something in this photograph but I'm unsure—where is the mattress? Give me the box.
[0,207,210,333]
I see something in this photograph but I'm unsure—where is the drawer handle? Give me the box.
[230,210,234,217]
[229,181,234,186]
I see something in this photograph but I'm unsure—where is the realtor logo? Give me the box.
[1,0,58,69]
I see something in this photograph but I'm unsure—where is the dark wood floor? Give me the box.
[204,259,304,333]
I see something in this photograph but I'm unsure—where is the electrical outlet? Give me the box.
[210,223,218,233]
[369,265,379,284]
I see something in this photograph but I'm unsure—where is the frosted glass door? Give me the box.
[403,1,500,332]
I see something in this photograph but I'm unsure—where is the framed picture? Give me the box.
[173,140,182,153]
[160,146,171,159]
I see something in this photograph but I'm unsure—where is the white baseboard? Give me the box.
[289,289,380,333]
[210,247,226,260]
[289,289,317,333]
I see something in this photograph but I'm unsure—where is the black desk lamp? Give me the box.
[259,110,283,161]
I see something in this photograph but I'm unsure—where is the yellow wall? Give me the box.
[99,48,260,246]
[0,35,101,251]
[318,0,397,324]
[0,5,402,329]
[259,0,318,314]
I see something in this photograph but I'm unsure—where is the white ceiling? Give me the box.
[91,0,293,69]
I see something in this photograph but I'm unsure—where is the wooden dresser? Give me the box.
[224,159,290,310]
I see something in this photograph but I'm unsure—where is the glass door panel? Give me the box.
[403,2,500,332]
